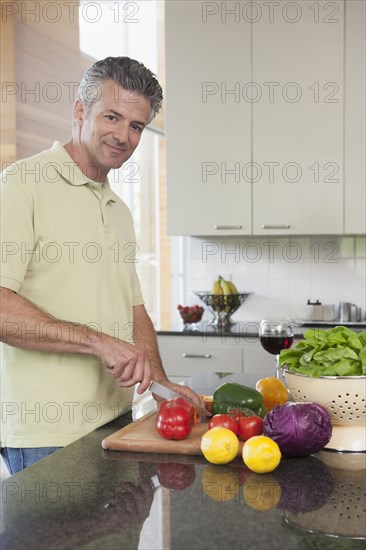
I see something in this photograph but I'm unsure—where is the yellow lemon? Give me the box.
[243,474,281,511]
[201,426,239,465]
[201,465,240,502]
[242,435,281,474]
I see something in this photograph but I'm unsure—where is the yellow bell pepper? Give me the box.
[255,377,289,412]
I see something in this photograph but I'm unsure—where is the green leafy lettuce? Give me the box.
[279,326,366,377]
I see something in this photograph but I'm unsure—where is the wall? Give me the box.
[184,235,366,323]
[1,0,95,165]
[0,7,16,166]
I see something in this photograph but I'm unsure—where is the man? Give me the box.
[0,56,200,475]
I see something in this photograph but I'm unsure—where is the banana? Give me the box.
[228,281,238,294]
[211,277,223,309]
[212,279,223,295]
[214,276,240,311]
[211,276,240,312]
[217,276,230,311]
[219,276,232,295]
[229,280,240,308]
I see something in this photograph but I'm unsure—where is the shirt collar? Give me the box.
[44,141,116,203]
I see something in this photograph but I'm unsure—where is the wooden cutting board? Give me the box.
[102,411,244,456]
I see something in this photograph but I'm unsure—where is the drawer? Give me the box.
[158,342,242,376]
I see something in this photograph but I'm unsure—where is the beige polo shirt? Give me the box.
[0,141,144,447]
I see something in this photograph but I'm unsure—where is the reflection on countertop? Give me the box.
[1,372,365,550]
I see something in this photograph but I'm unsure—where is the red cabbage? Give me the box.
[273,456,334,513]
[263,402,332,457]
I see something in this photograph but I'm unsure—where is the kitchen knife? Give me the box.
[149,381,212,417]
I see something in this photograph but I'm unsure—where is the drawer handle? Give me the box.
[182,353,212,359]
[214,225,242,230]
[262,224,290,229]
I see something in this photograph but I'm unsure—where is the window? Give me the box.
[79,1,171,328]
[110,128,164,326]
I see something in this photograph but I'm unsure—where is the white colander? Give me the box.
[282,370,366,452]
[284,451,366,539]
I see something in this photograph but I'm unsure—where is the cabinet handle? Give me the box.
[262,224,290,229]
[182,353,212,359]
[214,225,242,230]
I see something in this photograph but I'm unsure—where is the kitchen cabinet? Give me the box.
[165,0,252,236]
[344,0,366,234]
[252,0,344,235]
[166,1,364,236]
[157,334,275,383]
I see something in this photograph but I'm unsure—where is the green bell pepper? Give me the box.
[211,382,264,417]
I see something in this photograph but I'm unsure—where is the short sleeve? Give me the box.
[0,169,35,292]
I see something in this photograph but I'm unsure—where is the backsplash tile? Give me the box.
[290,279,312,301]
[184,236,366,322]
[289,258,312,280]
[339,237,355,258]
[355,236,366,258]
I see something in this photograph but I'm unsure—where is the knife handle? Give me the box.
[182,353,212,359]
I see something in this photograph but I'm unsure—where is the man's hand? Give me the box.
[151,379,205,421]
[97,334,152,394]
[154,379,202,406]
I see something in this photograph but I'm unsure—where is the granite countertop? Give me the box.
[2,373,365,550]
[157,320,366,337]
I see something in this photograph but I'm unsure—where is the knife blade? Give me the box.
[149,381,212,417]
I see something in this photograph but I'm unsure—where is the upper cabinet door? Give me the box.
[252,0,344,235]
[165,1,252,236]
[344,0,366,234]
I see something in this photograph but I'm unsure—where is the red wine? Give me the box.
[260,335,294,355]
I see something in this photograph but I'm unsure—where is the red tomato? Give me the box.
[225,406,257,423]
[237,416,264,441]
[225,408,243,423]
[208,414,239,435]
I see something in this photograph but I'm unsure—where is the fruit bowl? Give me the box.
[281,368,366,452]
[194,292,251,329]
[177,305,204,330]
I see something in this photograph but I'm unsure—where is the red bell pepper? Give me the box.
[155,397,195,440]
[157,463,196,490]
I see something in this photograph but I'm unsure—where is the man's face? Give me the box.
[74,80,151,181]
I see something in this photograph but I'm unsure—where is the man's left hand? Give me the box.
[151,379,205,420]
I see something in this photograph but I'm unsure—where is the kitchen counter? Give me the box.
[1,372,365,550]
[157,320,365,338]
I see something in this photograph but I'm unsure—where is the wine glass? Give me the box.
[259,319,294,378]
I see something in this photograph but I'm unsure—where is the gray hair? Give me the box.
[76,56,163,122]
